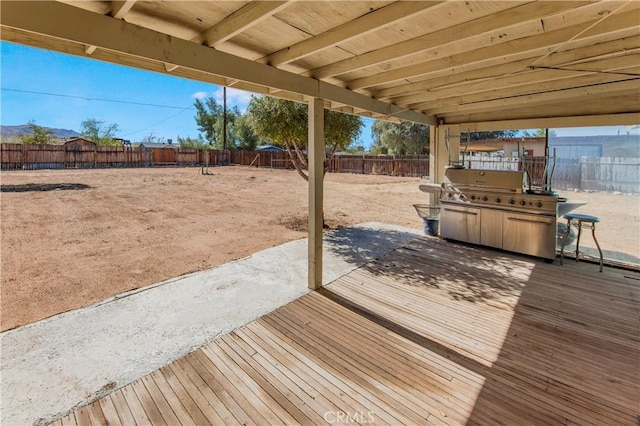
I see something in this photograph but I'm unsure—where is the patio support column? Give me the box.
[430,123,460,186]
[308,97,325,290]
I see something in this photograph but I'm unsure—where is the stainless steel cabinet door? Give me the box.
[480,208,503,249]
[503,212,556,259]
[440,205,481,245]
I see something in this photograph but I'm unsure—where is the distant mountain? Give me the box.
[1,124,81,140]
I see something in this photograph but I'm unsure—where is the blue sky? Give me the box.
[1,41,637,145]
[1,42,253,142]
[0,41,377,146]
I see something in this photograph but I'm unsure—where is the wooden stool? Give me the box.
[560,213,603,272]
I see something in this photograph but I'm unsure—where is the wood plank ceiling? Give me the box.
[1,1,639,126]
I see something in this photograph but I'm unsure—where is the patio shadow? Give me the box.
[324,225,422,267]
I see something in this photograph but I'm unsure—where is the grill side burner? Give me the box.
[439,168,558,260]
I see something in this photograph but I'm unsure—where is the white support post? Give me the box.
[308,97,325,290]
[429,123,460,185]
[429,125,439,186]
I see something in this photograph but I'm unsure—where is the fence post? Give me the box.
[21,144,26,170]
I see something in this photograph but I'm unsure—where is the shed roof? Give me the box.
[62,137,97,147]
[1,1,638,129]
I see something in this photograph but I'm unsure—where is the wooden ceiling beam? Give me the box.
[442,97,640,125]
[396,51,640,106]
[110,0,137,20]
[261,1,443,67]
[305,1,595,80]
[83,0,137,56]
[0,0,435,125]
[193,1,292,47]
[454,112,640,131]
[374,35,640,100]
[412,71,640,112]
[422,79,640,116]
[347,11,639,90]
[57,1,111,15]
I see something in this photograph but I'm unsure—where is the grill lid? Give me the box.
[444,168,524,193]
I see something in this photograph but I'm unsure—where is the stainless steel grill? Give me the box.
[438,168,558,260]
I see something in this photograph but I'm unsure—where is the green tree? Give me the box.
[140,132,165,144]
[80,118,121,146]
[194,96,265,150]
[247,96,363,181]
[194,97,256,149]
[193,97,234,148]
[19,121,54,145]
[370,121,429,155]
[194,97,222,145]
[522,128,558,138]
[178,135,210,149]
[342,143,365,154]
[232,113,260,150]
[459,130,518,142]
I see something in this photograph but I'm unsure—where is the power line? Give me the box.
[3,86,198,138]
[120,109,191,137]
[1,87,194,110]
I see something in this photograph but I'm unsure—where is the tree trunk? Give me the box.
[291,140,308,168]
[287,142,331,227]
[285,144,309,181]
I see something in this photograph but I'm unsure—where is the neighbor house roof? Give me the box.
[256,145,285,152]
[138,142,177,149]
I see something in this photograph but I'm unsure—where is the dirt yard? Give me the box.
[1,166,638,331]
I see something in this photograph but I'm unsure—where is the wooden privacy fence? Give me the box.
[0,144,211,170]
[3,145,637,191]
[230,150,295,169]
[230,150,429,177]
[328,154,429,177]
[1,145,430,177]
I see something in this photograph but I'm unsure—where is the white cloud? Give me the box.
[212,87,254,112]
[190,91,209,100]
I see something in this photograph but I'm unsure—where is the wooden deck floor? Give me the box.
[54,237,639,425]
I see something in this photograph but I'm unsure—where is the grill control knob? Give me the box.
[470,195,476,200]
[509,199,515,205]
[519,200,526,206]
[536,201,543,208]
[495,198,501,203]
[482,196,488,202]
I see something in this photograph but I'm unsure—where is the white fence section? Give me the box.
[462,155,520,171]
[462,155,640,193]
[578,157,639,193]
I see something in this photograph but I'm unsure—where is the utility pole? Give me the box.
[223,87,227,152]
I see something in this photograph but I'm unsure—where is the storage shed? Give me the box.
[62,137,97,149]
[62,137,97,168]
